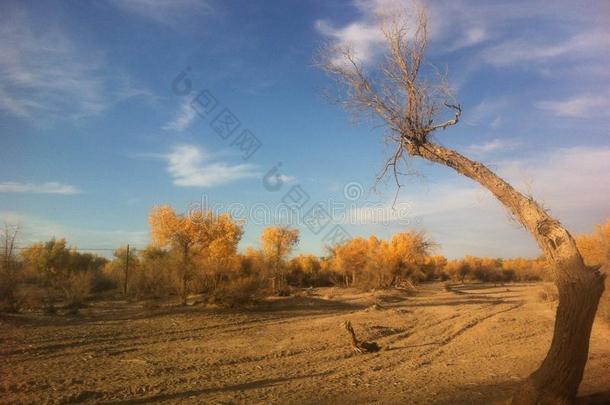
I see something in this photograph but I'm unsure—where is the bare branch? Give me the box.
[428,103,462,132]
[318,1,461,188]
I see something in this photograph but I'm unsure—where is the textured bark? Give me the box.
[406,140,606,404]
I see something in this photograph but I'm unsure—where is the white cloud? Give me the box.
[0,181,80,195]
[480,30,610,67]
[315,19,385,66]
[499,147,610,217]
[108,0,213,26]
[535,94,610,119]
[446,26,489,52]
[0,5,148,122]
[315,0,424,66]
[162,100,198,131]
[467,138,520,155]
[317,0,609,64]
[165,144,258,187]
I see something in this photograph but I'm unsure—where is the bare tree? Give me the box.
[0,223,20,312]
[319,4,605,404]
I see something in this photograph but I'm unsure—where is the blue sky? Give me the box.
[1,0,609,258]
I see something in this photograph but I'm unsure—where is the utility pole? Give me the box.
[124,244,130,297]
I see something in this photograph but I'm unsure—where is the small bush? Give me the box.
[0,263,22,313]
[209,276,268,308]
[90,270,117,293]
[63,272,92,308]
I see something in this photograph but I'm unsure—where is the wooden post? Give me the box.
[124,244,130,296]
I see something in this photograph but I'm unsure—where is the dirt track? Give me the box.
[1,283,609,404]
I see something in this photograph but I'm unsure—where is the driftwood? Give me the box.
[342,321,381,353]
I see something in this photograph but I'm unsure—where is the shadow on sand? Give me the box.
[100,372,332,404]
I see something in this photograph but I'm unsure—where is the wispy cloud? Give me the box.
[315,19,384,66]
[479,30,610,67]
[108,0,213,26]
[162,100,197,131]
[0,182,80,195]
[465,97,511,129]
[467,138,520,155]
[535,94,610,119]
[315,0,423,66]
[0,5,149,122]
[165,144,258,187]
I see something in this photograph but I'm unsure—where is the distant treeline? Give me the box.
[1,207,608,320]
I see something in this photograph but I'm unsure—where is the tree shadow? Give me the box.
[405,297,520,308]
[434,379,518,404]
[252,295,366,314]
[100,372,331,404]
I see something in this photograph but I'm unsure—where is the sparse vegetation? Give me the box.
[6,212,598,313]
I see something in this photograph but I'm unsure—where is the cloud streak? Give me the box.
[467,138,520,155]
[108,0,213,26]
[0,182,80,195]
[535,94,610,119]
[162,100,198,131]
[0,5,149,122]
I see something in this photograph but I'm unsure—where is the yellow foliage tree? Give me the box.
[332,237,369,287]
[376,231,433,287]
[260,226,299,292]
[148,205,243,305]
[576,219,610,267]
[576,219,610,323]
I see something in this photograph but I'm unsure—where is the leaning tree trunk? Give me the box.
[407,140,605,404]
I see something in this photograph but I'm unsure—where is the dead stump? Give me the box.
[342,320,381,353]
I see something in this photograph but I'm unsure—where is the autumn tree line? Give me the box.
[1,207,608,318]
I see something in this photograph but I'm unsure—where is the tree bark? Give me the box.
[407,140,606,404]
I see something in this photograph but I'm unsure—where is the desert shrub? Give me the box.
[576,220,610,323]
[0,227,22,312]
[62,272,92,308]
[133,248,180,299]
[0,266,21,312]
[502,268,516,283]
[90,269,117,293]
[445,260,470,283]
[287,254,334,287]
[326,231,436,290]
[208,275,268,307]
[421,256,447,281]
[443,256,547,284]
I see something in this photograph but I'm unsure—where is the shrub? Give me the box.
[209,275,268,308]
[0,271,21,312]
[63,272,92,308]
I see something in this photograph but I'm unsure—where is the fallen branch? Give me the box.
[342,321,381,353]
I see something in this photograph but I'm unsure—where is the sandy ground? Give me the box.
[1,282,609,404]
